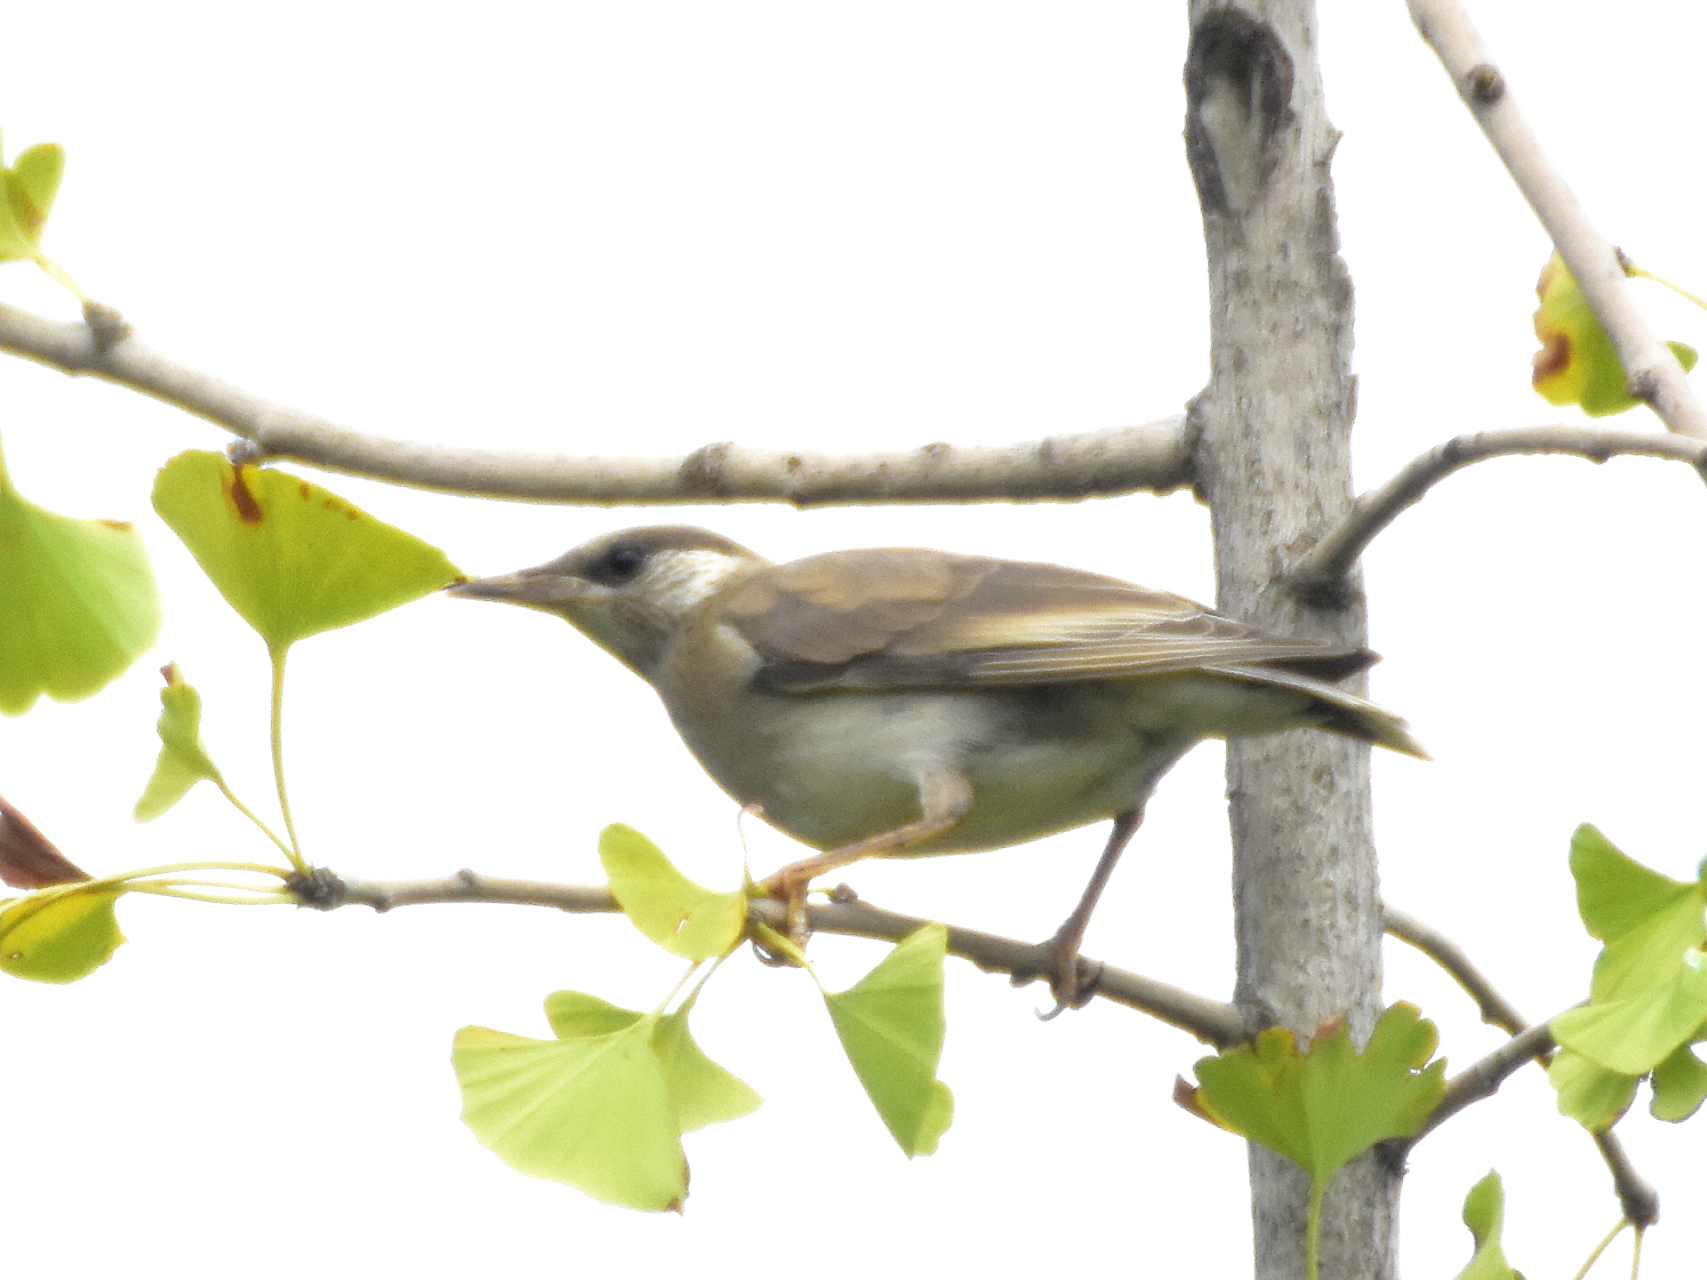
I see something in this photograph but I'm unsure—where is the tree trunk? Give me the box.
[1183,2,1399,1276]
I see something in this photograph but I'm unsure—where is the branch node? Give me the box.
[1465,62,1505,104]
[81,300,132,353]
[679,442,734,495]
[287,865,347,910]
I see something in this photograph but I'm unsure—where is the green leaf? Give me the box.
[150,451,461,654]
[0,438,161,715]
[545,991,760,1130]
[823,924,954,1157]
[653,1009,762,1132]
[1569,824,1706,1001]
[1547,1048,1638,1131]
[0,136,65,261]
[1531,253,1698,416]
[544,989,646,1039]
[134,663,227,821]
[598,824,745,960]
[1551,951,1707,1075]
[452,1018,687,1211]
[1650,1042,1707,1122]
[0,886,125,982]
[1453,1172,1520,1280]
[458,991,760,1207]
[1188,1003,1447,1184]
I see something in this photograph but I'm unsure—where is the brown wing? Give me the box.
[719,549,1372,692]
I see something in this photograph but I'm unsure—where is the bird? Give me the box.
[450,525,1423,1008]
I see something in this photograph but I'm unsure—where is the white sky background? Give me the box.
[1,2,1703,1275]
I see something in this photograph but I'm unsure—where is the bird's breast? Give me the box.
[654,630,1191,853]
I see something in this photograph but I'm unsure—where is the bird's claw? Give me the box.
[1013,930,1101,1019]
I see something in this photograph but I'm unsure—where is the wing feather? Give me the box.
[721,550,1371,692]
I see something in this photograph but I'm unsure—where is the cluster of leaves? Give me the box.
[1548,825,1707,1131]
[1,448,460,978]
[453,825,954,1210]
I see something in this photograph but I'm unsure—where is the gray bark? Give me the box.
[1183,3,1399,1276]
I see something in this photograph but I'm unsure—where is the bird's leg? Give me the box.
[760,770,972,946]
[1039,805,1144,1017]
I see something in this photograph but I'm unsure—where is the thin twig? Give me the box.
[1292,426,1707,600]
[1419,1021,1556,1138]
[1382,903,1659,1225]
[1384,903,1528,1033]
[301,868,1250,1047]
[1594,1131,1660,1230]
[0,301,1194,505]
[1408,0,1707,439]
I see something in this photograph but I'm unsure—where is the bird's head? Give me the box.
[449,526,768,677]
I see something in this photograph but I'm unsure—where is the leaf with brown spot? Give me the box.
[0,795,89,888]
[152,451,461,653]
[1532,253,1696,416]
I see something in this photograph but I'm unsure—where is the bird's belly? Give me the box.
[667,684,1190,855]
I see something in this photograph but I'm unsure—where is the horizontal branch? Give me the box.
[1292,425,1707,600]
[1409,0,1707,440]
[0,301,1194,506]
[300,868,1248,1047]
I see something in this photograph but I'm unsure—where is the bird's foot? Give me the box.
[1016,928,1103,1021]
[756,866,812,953]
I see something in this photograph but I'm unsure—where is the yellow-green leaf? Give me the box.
[0,886,124,983]
[1547,1048,1638,1131]
[0,136,64,261]
[1186,1003,1446,1184]
[1531,253,1697,416]
[1650,1042,1707,1123]
[452,1019,686,1211]
[598,824,745,960]
[151,451,460,655]
[135,663,227,821]
[1453,1172,1520,1280]
[654,1009,762,1132]
[0,437,160,715]
[823,924,954,1157]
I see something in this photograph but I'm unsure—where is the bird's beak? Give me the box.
[446,566,589,611]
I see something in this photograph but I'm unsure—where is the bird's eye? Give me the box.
[589,543,647,585]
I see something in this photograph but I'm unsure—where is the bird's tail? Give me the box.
[1206,664,1428,759]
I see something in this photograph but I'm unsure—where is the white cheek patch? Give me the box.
[645,549,752,613]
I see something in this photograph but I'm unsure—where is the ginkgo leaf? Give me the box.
[135,663,227,821]
[452,1019,686,1211]
[1551,950,1707,1076]
[0,885,125,983]
[653,1008,762,1133]
[0,135,64,262]
[1649,1042,1707,1123]
[1185,1003,1446,1185]
[151,451,461,655]
[823,924,954,1157]
[1568,824,1707,1002]
[1547,1048,1638,1132]
[1531,253,1697,416]
[0,437,160,715]
[598,824,745,960]
[1453,1172,1520,1280]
